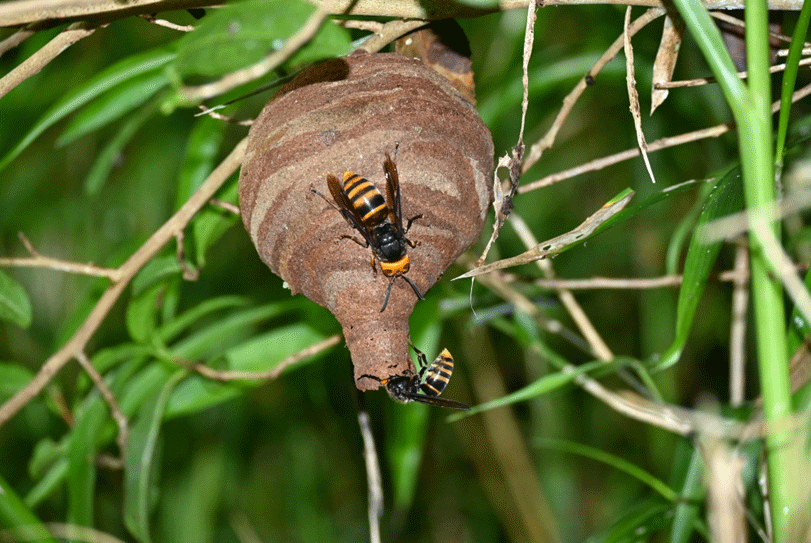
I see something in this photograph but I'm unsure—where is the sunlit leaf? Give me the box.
[173,0,349,78]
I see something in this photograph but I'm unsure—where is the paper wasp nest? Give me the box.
[238,52,493,390]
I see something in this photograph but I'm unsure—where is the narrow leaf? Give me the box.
[174,0,321,77]
[0,471,59,543]
[0,269,32,328]
[84,101,158,195]
[0,46,175,173]
[124,370,187,543]
[0,362,34,400]
[57,71,168,146]
[656,168,744,371]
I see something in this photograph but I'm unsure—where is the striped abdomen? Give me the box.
[420,348,454,397]
[343,172,388,226]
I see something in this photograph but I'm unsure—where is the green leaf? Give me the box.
[126,282,165,344]
[537,438,677,501]
[131,256,182,297]
[67,393,108,530]
[80,343,154,385]
[173,0,349,78]
[83,101,158,195]
[0,46,175,173]
[0,362,34,400]
[25,458,69,509]
[670,446,705,543]
[167,302,293,361]
[124,370,186,543]
[28,436,67,478]
[0,471,58,543]
[176,116,226,206]
[166,323,326,417]
[449,359,607,419]
[656,168,744,371]
[57,70,169,146]
[0,269,32,328]
[590,500,672,543]
[192,180,239,266]
[158,295,251,345]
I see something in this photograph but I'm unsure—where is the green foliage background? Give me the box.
[1,1,810,542]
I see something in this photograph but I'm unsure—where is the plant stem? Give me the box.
[669,0,795,538]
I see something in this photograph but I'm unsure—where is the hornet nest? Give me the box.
[238,51,493,391]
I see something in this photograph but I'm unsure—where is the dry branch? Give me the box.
[0,0,805,30]
[0,21,96,99]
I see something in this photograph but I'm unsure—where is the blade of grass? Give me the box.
[775,2,811,163]
[536,438,677,501]
[124,370,187,543]
[0,471,59,543]
[669,0,793,537]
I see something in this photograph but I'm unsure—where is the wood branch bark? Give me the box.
[0,0,805,29]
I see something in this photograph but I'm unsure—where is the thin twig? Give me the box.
[473,1,535,266]
[657,56,811,89]
[729,243,749,407]
[0,21,97,100]
[174,230,199,281]
[531,263,806,290]
[0,27,34,57]
[519,81,811,193]
[139,13,195,32]
[76,350,129,466]
[624,6,656,184]
[358,411,383,543]
[702,437,747,543]
[186,334,342,381]
[209,198,240,215]
[0,137,248,429]
[509,212,614,361]
[356,19,427,54]
[473,268,803,440]
[0,233,121,279]
[522,7,665,173]
[710,11,805,46]
[178,7,329,103]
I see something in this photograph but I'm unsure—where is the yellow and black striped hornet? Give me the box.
[381,346,470,410]
[311,146,423,312]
